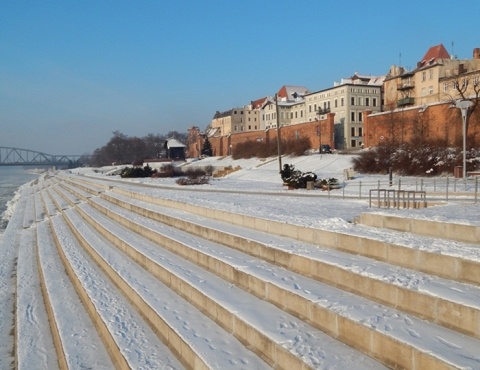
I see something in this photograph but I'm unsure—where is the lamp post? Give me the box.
[275,94,282,172]
[317,107,323,154]
[455,99,473,179]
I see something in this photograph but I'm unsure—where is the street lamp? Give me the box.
[317,107,323,154]
[455,99,473,179]
[275,94,282,172]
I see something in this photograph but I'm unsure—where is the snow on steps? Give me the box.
[62,176,479,368]
[36,220,113,369]
[70,202,385,370]
[61,208,289,370]
[48,214,184,369]
[92,189,480,339]
[108,186,480,287]
[3,173,480,369]
[78,190,480,369]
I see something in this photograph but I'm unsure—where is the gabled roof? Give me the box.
[164,138,186,149]
[418,44,450,68]
[251,97,268,109]
[276,85,309,101]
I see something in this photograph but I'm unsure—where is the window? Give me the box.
[358,112,363,122]
[309,105,312,113]
[351,97,355,105]
[295,111,298,119]
[422,71,426,82]
[428,86,433,95]
[366,98,370,106]
[248,125,251,130]
[443,82,448,92]
[421,87,426,96]
[359,127,363,137]
[429,69,433,80]
[351,127,355,136]
[341,98,344,106]
[373,98,377,106]
[474,76,479,86]
[351,112,355,121]
[358,97,362,106]
[335,99,338,108]
[301,110,303,118]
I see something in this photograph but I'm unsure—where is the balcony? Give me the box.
[317,108,331,115]
[397,82,415,90]
[397,97,415,107]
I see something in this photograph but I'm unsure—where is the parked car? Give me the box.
[320,144,332,154]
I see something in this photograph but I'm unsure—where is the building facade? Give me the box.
[384,44,480,110]
[304,73,384,149]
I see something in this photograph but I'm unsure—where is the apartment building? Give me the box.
[209,105,261,136]
[304,73,384,149]
[384,44,480,109]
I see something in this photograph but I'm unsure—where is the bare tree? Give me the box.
[447,74,480,140]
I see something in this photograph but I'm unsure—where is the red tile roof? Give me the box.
[419,44,450,67]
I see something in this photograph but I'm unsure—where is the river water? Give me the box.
[0,167,40,239]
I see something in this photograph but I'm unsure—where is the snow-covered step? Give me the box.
[358,212,480,244]
[39,189,59,217]
[49,214,184,370]
[50,184,80,207]
[93,191,480,340]
[34,189,46,223]
[22,190,35,229]
[36,220,114,370]
[46,185,70,212]
[59,175,106,196]
[16,227,58,370]
[68,204,388,370]
[58,181,92,201]
[63,208,277,370]
[107,186,480,287]
[0,189,29,369]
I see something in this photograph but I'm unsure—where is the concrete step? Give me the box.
[106,186,480,287]
[16,227,58,370]
[63,207,279,370]
[80,194,480,369]
[0,188,29,369]
[48,213,184,370]
[36,220,114,370]
[357,212,480,244]
[91,189,480,338]
[71,201,388,370]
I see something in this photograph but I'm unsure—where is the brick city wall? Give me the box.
[364,102,480,147]
[189,113,335,158]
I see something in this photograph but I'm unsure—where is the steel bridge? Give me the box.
[0,146,87,167]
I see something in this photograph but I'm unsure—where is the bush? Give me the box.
[151,164,175,178]
[175,166,210,185]
[352,140,480,176]
[120,165,156,178]
[232,137,311,159]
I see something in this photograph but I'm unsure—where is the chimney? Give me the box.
[474,48,480,59]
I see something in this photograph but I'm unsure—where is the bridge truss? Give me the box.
[0,147,86,167]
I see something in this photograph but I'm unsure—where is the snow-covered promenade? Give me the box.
[1,158,480,369]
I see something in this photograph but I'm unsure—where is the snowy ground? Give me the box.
[2,153,479,369]
[74,153,480,226]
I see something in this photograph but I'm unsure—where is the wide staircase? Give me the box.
[1,172,480,369]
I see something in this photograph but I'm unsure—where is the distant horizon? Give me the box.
[2,1,479,155]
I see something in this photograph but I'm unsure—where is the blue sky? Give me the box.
[1,0,479,155]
